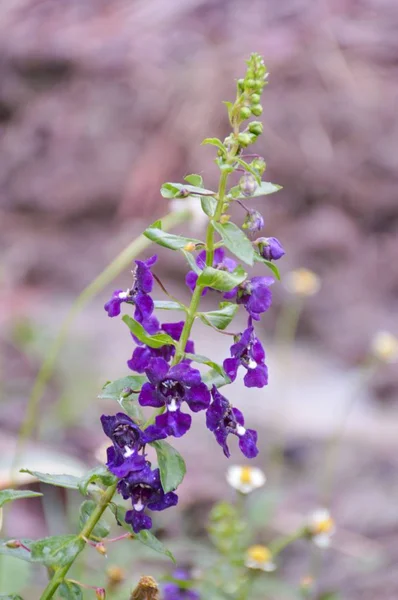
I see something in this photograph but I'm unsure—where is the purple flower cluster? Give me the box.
[163,570,200,600]
[101,236,285,530]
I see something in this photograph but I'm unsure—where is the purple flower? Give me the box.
[206,387,258,458]
[256,237,285,261]
[236,276,274,321]
[163,570,200,600]
[119,463,178,533]
[185,248,237,293]
[101,413,150,478]
[223,323,268,388]
[139,358,210,438]
[127,322,194,373]
[104,255,159,333]
[242,209,264,233]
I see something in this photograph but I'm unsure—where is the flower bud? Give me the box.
[251,93,261,104]
[5,539,21,549]
[95,588,106,600]
[251,158,266,175]
[177,187,190,198]
[237,78,245,91]
[245,78,256,89]
[248,121,263,136]
[240,106,251,120]
[106,566,126,587]
[121,387,133,398]
[219,214,231,224]
[237,133,253,147]
[242,210,264,232]
[183,242,196,252]
[95,542,107,556]
[130,576,159,600]
[251,104,263,117]
[255,237,285,261]
[239,174,257,197]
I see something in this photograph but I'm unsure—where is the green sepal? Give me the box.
[79,500,110,539]
[197,265,247,292]
[78,467,117,495]
[59,582,83,600]
[150,440,186,493]
[19,471,80,490]
[253,253,281,280]
[212,221,254,266]
[229,180,282,199]
[144,220,203,251]
[198,302,238,330]
[30,535,84,568]
[0,490,42,509]
[122,315,176,349]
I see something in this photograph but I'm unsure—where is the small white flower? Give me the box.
[226,465,266,494]
[307,508,335,548]
[245,545,276,572]
[284,268,321,297]
[371,331,398,364]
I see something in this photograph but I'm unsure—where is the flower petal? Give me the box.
[139,382,163,407]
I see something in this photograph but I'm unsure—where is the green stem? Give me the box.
[40,482,118,600]
[269,528,305,557]
[12,209,190,479]
[206,168,229,267]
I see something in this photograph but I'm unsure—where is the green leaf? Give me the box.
[234,158,261,185]
[212,221,254,266]
[200,195,217,218]
[98,376,146,400]
[229,180,282,200]
[184,354,229,381]
[0,490,42,509]
[160,183,215,199]
[136,530,176,563]
[59,582,83,600]
[198,302,238,330]
[202,369,229,389]
[197,265,247,292]
[19,471,80,490]
[144,221,203,251]
[122,316,176,349]
[30,535,84,568]
[0,539,34,563]
[109,504,175,562]
[78,467,117,495]
[184,174,203,187]
[0,596,24,599]
[151,441,186,493]
[154,300,185,311]
[79,500,110,539]
[253,253,281,280]
[202,138,226,155]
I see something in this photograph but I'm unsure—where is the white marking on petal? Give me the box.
[247,358,257,369]
[118,291,129,299]
[123,446,134,458]
[168,399,178,412]
[236,425,246,436]
[133,499,144,512]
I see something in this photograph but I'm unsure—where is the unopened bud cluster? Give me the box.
[237,53,268,121]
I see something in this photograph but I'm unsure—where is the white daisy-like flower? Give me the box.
[284,268,321,297]
[371,331,398,364]
[226,465,266,494]
[307,508,335,548]
[245,545,276,572]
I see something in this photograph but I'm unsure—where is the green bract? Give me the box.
[212,221,255,266]
[197,265,247,291]
[122,315,176,348]
[198,302,239,330]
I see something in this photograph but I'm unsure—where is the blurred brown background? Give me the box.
[1,1,398,598]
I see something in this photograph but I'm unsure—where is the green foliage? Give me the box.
[122,315,176,348]
[30,535,84,568]
[78,466,117,495]
[253,252,281,279]
[200,195,217,217]
[0,490,42,508]
[201,138,226,155]
[185,353,229,382]
[184,174,203,187]
[0,540,33,563]
[197,265,247,292]
[160,182,215,199]
[212,221,254,266]
[229,180,282,199]
[19,471,80,490]
[153,300,185,311]
[208,501,247,559]
[199,302,239,330]
[151,440,186,493]
[144,220,203,251]
[98,376,145,421]
[79,501,110,539]
[58,582,83,600]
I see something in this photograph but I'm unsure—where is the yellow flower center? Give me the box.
[247,545,272,564]
[239,466,253,484]
[314,517,334,534]
[372,332,398,362]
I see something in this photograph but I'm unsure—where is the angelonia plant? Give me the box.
[1,54,337,600]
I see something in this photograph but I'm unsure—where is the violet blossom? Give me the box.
[223,322,268,388]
